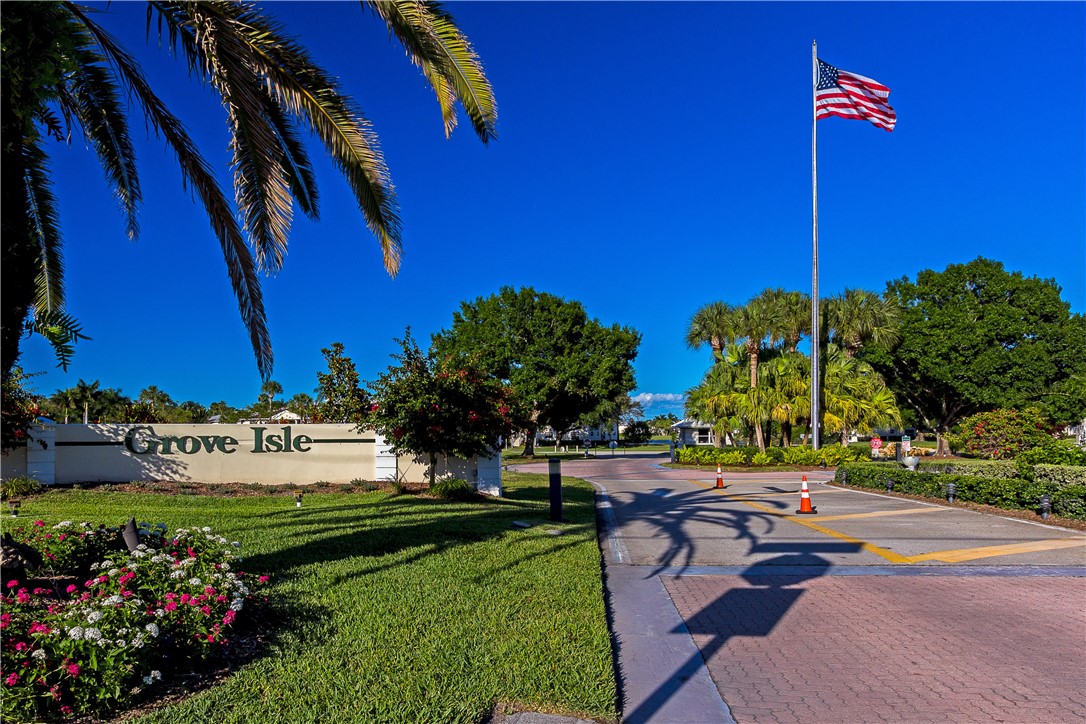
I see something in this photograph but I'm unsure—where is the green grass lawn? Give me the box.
[3,474,616,724]
[501,443,671,465]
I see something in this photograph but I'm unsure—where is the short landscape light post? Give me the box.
[946,482,957,504]
[1040,494,1052,520]
[840,470,848,485]
[886,479,895,493]
[548,458,563,522]
[295,492,303,508]
[8,500,21,517]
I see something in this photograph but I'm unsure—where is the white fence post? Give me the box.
[476,448,502,497]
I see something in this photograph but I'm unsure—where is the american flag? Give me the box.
[816,59,896,132]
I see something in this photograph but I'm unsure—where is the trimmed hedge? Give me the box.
[835,462,1086,520]
[676,445,865,467]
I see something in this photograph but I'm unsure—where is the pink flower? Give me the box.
[96,575,108,584]
[28,622,51,635]
[66,663,81,678]
[222,610,237,625]
[204,586,216,595]
[180,593,191,605]
[65,584,78,594]
[5,580,18,589]
[200,605,211,616]
[14,642,28,652]
[186,547,196,558]
[165,593,177,600]
[61,706,72,715]
[121,590,133,598]
[32,520,44,527]
[164,602,178,612]
[0,613,9,629]
[216,595,227,603]
[258,575,269,584]
[57,534,66,542]
[5,673,19,686]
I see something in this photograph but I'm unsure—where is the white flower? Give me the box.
[89,562,100,571]
[143,675,154,685]
[97,638,110,647]
[154,608,165,618]
[32,649,47,660]
[188,577,202,587]
[86,611,103,624]
[101,560,114,568]
[145,623,159,637]
[170,570,186,580]
[108,568,120,577]
[229,599,245,612]
[131,633,145,649]
[68,626,84,640]
[104,595,123,606]
[115,639,127,648]
[201,526,211,533]
[84,628,102,642]
[54,521,73,529]
[151,670,162,680]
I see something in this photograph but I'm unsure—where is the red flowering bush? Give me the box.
[947,408,1055,460]
[2,521,267,721]
[1,368,44,453]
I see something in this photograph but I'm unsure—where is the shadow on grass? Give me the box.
[241,475,600,583]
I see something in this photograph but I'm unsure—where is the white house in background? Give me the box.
[237,408,307,425]
[532,425,618,445]
[671,419,716,446]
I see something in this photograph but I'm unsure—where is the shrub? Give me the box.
[750,452,772,466]
[1,521,267,721]
[1016,440,1086,467]
[1,475,43,500]
[835,463,1086,520]
[946,408,1054,459]
[430,477,478,501]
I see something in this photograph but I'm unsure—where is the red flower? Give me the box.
[66,663,81,677]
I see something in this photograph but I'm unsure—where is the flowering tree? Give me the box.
[1,368,42,453]
[946,408,1055,459]
[365,332,522,486]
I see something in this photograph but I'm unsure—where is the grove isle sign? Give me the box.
[124,425,313,455]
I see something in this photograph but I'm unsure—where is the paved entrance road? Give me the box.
[511,455,1086,723]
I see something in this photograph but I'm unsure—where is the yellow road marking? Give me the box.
[905,538,1086,564]
[813,507,951,522]
[688,479,912,564]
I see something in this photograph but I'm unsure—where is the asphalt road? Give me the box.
[510,454,1086,724]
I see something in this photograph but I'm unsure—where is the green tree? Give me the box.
[260,380,283,414]
[315,342,368,424]
[137,385,174,411]
[366,332,520,486]
[649,413,679,436]
[864,258,1086,454]
[623,420,652,445]
[432,287,640,457]
[207,401,243,424]
[1,368,43,452]
[1,0,496,380]
[288,393,316,422]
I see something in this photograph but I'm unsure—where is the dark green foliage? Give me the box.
[432,287,640,456]
[864,258,1086,453]
[623,421,652,445]
[429,477,477,500]
[836,462,1086,519]
[315,342,368,423]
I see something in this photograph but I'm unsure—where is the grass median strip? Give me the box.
[2,473,617,724]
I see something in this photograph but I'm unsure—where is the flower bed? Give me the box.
[2,520,267,721]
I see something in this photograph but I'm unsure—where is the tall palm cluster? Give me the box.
[1,0,496,380]
[685,288,902,451]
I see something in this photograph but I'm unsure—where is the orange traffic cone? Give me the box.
[715,463,724,489]
[795,475,817,514]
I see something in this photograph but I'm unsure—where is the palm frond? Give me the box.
[22,140,66,315]
[25,308,89,372]
[264,98,319,220]
[62,41,142,240]
[151,0,402,275]
[68,1,274,379]
[363,0,497,143]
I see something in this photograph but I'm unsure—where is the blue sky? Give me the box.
[19,2,1086,417]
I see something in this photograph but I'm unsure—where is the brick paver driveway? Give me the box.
[512,454,1086,723]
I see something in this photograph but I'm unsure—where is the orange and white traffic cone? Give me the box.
[715,463,724,489]
[795,475,817,514]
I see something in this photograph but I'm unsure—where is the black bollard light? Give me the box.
[8,500,21,517]
[1040,494,1052,520]
[886,479,895,493]
[548,458,563,522]
[946,482,957,504]
[841,470,848,486]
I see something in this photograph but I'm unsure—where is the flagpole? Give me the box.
[811,40,821,451]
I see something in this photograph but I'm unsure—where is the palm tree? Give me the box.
[138,385,174,410]
[260,380,284,415]
[686,302,737,360]
[825,289,901,358]
[822,344,901,444]
[1,0,497,380]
